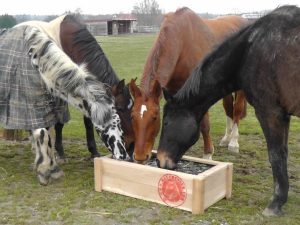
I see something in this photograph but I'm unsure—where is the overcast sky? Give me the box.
[1,0,299,15]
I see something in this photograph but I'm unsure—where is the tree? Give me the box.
[0,14,17,28]
[132,0,163,26]
[64,7,83,20]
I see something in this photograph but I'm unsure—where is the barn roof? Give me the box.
[84,14,137,23]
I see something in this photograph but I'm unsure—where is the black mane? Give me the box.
[63,15,119,86]
[174,24,249,103]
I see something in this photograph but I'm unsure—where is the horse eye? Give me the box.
[127,99,133,109]
[116,106,124,112]
[152,116,157,120]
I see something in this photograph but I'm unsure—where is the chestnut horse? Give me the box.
[129,7,248,163]
[55,15,135,159]
[157,5,300,216]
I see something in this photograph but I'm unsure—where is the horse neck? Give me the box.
[141,11,230,95]
[80,42,120,86]
[175,27,249,117]
[60,16,119,86]
[141,40,179,95]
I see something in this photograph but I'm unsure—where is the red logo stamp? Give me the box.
[158,174,187,207]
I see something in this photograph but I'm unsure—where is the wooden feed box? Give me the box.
[94,151,233,214]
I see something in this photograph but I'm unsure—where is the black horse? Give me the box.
[55,15,135,159]
[157,5,300,216]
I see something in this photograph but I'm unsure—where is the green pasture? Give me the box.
[0,34,299,225]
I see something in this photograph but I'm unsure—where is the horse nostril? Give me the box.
[156,158,161,168]
[127,142,134,158]
[133,154,149,164]
[146,154,150,161]
[156,157,176,170]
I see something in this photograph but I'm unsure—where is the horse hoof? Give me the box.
[228,144,239,153]
[50,167,65,180]
[203,154,213,160]
[262,207,283,216]
[219,138,230,147]
[56,157,68,164]
[29,163,36,171]
[37,173,50,186]
[91,152,101,158]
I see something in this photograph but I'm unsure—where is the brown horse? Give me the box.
[129,7,248,164]
[55,15,135,159]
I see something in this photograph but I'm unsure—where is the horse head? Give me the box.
[129,79,161,164]
[157,89,201,169]
[111,79,135,157]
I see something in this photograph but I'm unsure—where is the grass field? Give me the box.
[0,34,300,225]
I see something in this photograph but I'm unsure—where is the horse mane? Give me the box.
[175,25,250,103]
[25,26,115,127]
[271,4,299,16]
[175,5,300,103]
[62,15,119,86]
[173,7,191,15]
[140,28,166,94]
[140,7,195,94]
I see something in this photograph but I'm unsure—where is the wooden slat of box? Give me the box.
[94,152,233,214]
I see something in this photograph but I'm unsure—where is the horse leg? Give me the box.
[201,112,214,159]
[32,128,64,185]
[220,94,234,147]
[83,116,100,158]
[255,109,290,216]
[54,122,66,163]
[228,91,246,153]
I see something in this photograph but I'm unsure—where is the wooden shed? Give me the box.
[85,14,137,36]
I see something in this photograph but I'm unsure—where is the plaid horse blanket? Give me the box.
[0,26,70,130]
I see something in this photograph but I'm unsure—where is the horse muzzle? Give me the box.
[133,152,151,164]
[156,151,177,170]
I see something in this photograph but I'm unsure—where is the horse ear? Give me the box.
[150,79,161,100]
[111,79,125,96]
[162,88,173,102]
[116,79,125,94]
[129,78,141,98]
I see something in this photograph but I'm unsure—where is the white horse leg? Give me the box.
[220,116,233,147]
[32,128,64,185]
[228,123,239,153]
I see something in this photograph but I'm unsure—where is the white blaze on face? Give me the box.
[140,104,147,118]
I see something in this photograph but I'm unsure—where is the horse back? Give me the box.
[141,8,248,94]
[203,16,249,44]
[165,13,248,92]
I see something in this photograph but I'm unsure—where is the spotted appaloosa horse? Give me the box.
[0,22,128,185]
[129,7,248,164]
[158,5,300,216]
[54,15,134,160]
